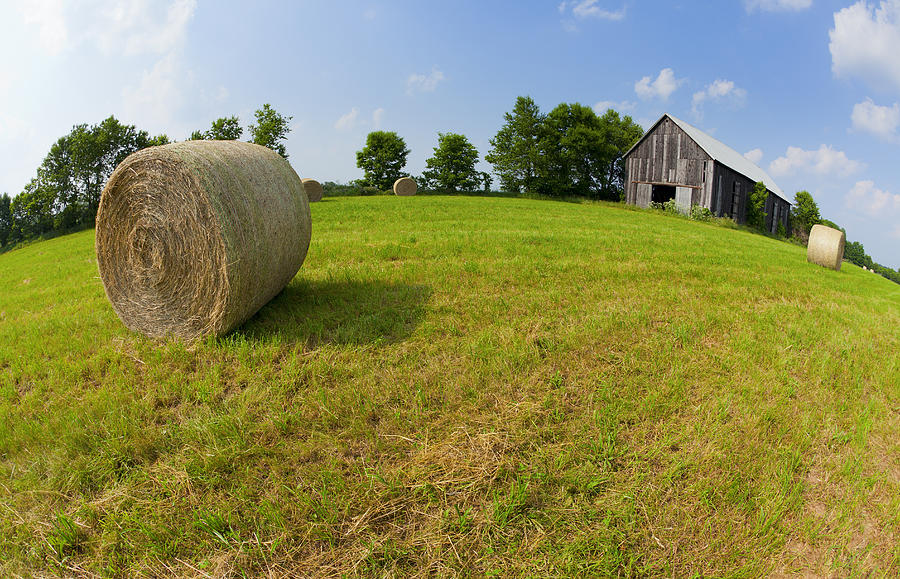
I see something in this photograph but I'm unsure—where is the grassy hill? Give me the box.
[1,195,898,577]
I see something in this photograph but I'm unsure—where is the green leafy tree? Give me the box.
[356,131,410,190]
[790,190,821,238]
[747,181,768,231]
[249,104,292,157]
[485,96,546,194]
[541,102,605,197]
[0,193,12,246]
[35,116,155,227]
[147,134,170,147]
[207,116,242,140]
[596,109,644,200]
[10,179,56,239]
[192,117,242,141]
[481,172,493,194]
[421,133,480,193]
[844,241,874,269]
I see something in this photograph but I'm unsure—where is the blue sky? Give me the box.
[1,0,898,268]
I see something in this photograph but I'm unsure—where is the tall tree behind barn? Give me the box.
[623,114,791,233]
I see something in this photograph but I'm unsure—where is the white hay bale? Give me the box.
[301,178,324,202]
[96,140,311,340]
[393,177,417,196]
[807,224,845,271]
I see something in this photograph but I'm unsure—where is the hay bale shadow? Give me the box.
[237,279,431,346]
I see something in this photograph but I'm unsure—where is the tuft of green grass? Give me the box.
[0,195,898,576]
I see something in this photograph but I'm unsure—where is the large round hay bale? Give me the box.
[96,140,311,340]
[807,224,845,271]
[393,177,417,196]
[301,178,324,202]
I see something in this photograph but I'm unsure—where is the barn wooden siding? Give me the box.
[625,115,791,232]
[624,117,713,207]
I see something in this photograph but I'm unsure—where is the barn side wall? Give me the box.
[711,162,756,224]
[765,194,791,234]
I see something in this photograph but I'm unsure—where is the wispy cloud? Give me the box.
[745,0,812,13]
[593,100,636,114]
[406,67,445,94]
[335,107,360,131]
[558,1,626,20]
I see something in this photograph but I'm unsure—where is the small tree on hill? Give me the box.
[249,104,292,158]
[356,131,410,190]
[486,96,545,195]
[844,241,874,269]
[747,181,768,231]
[421,133,480,193]
[791,190,821,240]
[0,193,12,247]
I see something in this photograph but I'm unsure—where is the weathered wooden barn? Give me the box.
[623,114,791,233]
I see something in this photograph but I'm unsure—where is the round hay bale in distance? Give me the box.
[807,224,845,271]
[393,177,417,196]
[301,178,324,202]
[96,140,312,340]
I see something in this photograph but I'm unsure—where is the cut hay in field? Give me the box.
[95,140,312,340]
[807,224,845,271]
[301,178,324,202]
[393,177,417,196]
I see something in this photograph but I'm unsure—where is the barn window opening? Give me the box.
[651,184,676,204]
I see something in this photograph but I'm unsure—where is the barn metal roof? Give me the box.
[629,114,790,204]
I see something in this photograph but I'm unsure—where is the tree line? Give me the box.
[0,104,291,248]
[351,96,644,201]
[2,95,898,285]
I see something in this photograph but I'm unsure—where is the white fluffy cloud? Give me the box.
[846,180,900,215]
[407,67,445,94]
[745,0,812,12]
[830,1,900,93]
[744,148,764,164]
[851,98,900,140]
[769,145,864,177]
[635,68,682,101]
[692,79,747,116]
[372,108,385,128]
[558,1,626,20]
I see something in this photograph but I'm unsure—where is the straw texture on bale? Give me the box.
[393,177,417,196]
[807,224,845,271]
[301,178,324,202]
[96,140,311,340]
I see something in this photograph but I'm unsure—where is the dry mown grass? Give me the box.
[1,195,898,577]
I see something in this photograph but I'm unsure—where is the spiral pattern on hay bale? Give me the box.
[393,177,417,196]
[96,140,311,340]
[807,224,845,271]
[301,178,324,202]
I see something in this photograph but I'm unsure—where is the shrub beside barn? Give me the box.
[623,114,791,233]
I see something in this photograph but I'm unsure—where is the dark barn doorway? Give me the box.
[651,184,676,204]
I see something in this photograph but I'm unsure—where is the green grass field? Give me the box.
[1,195,898,577]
